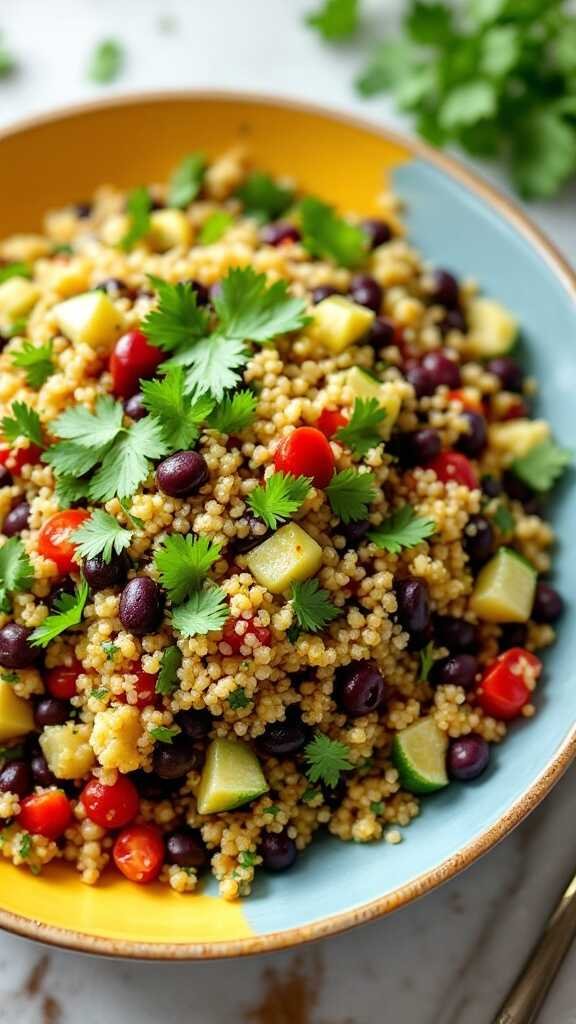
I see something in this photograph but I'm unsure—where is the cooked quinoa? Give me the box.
[0,149,566,899]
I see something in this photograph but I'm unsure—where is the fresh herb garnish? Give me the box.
[229,687,251,710]
[12,340,55,389]
[511,439,572,493]
[368,504,436,553]
[140,366,214,451]
[1,671,19,684]
[102,641,119,661]
[213,267,310,344]
[247,472,311,530]
[304,732,353,788]
[492,502,515,533]
[171,586,229,638]
[19,833,32,859]
[300,196,367,268]
[118,498,145,530]
[325,468,376,523]
[142,276,210,353]
[149,725,181,744]
[71,509,132,563]
[290,579,340,634]
[0,262,31,284]
[0,743,24,763]
[0,538,34,614]
[155,645,182,696]
[0,40,16,79]
[263,804,281,817]
[369,800,384,815]
[154,534,222,604]
[236,172,294,221]
[90,688,108,701]
[167,153,206,209]
[336,398,386,456]
[1,401,44,448]
[54,475,91,510]
[30,579,89,648]
[199,210,234,244]
[205,390,257,435]
[88,39,124,84]
[306,0,359,40]
[419,641,441,682]
[237,850,257,867]
[120,187,152,252]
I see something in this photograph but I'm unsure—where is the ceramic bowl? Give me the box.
[0,93,574,959]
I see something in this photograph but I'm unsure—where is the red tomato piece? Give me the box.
[18,790,72,839]
[37,508,90,573]
[476,648,542,720]
[45,661,83,700]
[315,408,348,439]
[446,390,484,415]
[426,451,478,490]
[220,616,271,655]
[0,443,43,474]
[110,329,164,399]
[117,663,159,709]
[273,426,335,489]
[113,824,164,883]
[80,775,140,829]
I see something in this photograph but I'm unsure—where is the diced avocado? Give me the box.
[0,277,40,321]
[464,298,518,358]
[393,717,449,794]
[489,419,550,461]
[247,523,322,594]
[344,366,403,438]
[310,296,375,354]
[53,291,124,349]
[148,209,193,252]
[40,723,95,779]
[470,547,536,623]
[0,681,34,743]
[197,738,269,814]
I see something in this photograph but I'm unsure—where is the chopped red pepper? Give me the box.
[273,426,335,489]
[315,408,348,439]
[477,647,542,720]
[0,443,43,475]
[426,451,478,490]
[18,790,72,839]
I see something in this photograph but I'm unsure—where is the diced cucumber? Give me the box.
[470,546,536,623]
[344,367,403,438]
[148,209,193,252]
[0,681,34,743]
[247,523,322,594]
[393,717,449,794]
[53,291,124,349]
[310,296,375,354]
[464,298,518,358]
[197,738,269,814]
[488,419,551,461]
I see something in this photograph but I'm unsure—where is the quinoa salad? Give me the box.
[0,149,568,899]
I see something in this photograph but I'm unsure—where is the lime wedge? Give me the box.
[393,717,449,794]
[197,738,269,814]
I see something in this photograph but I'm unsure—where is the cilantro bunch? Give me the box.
[307,0,576,198]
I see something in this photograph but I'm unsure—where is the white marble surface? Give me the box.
[0,2,575,1022]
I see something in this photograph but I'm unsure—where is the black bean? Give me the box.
[403,429,442,466]
[260,831,297,872]
[531,581,564,624]
[433,615,477,654]
[84,551,129,592]
[349,274,383,313]
[0,465,13,488]
[334,660,385,718]
[439,309,467,335]
[464,515,494,566]
[395,578,430,635]
[430,270,460,309]
[366,317,396,351]
[258,719,308,757]
[421,351,461,390]
[0,760,32,797]
[2,501,30,537]
[30,751,57,788]
[405,365,435,398]
[152,735,198,780]
[481,474,502,499]
[119,577,165,635]
[95,277,130,298]
[448,735,490,781]
[430,654,478,691]
[487,357,524,393]
[0,623,39,669]
[360,218,392,249]
[261,223,301,246]
[175,709,212,742]
[456,411,487,458]
[499,623,527,651]
[165,830,208,869]
[34,697,70,729]
[156,451,209,498]
[123,393,148,421]
[342,519,371,548]
[130,770,180,800]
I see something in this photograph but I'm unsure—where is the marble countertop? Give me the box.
[0,2,574,1022]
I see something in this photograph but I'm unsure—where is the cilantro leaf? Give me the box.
[149,725,180,744]
[511,108,576,200]
[511,439,572,492]
[306,0,359,40]
[167,153,206,209]
[199,210,234,244]
[71,509,132,563]
[229,687,251,710]
[89,415,169,501]
[102,641,119,661]
[304,733,353,788]
[51,394,124,449]
[44,443,103,478]
[19,833,32,859]
[171,333,248,401]
[1,402,44,448]
[0,538,34,613]
[0,262,31,284]
[171,586,229,637]
[214,267,310,344]
[356,39,419,97]
[30,579,89,648]
[12,340,55,389]
[247,472,311,530]
[155,645,182,696]
[300,196,367,268]
[405,1,453,45]
[291,579,339,633]
[154,534,221,604]
[88,39,124,84]
[118,498,145,530]
[440,80,497,132]
[419,641,441,682]
[325,468,377,524]
[368,505,436,553]
[236,172,294,221]
[140,366,214,451]
[142,276,210,353]
[120,187,151,252]
[205,390,257,435]
[492,503,515,533]
[335,398,387,456]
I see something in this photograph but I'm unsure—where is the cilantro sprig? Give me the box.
[306,0,359,40]
[199,210,234,244]
[155,644,182,696]
[511,439,571,493]
[154,534,222,604]
[167,153,206,208]
[205,390,257,435]
[71,510,132,563]
[149,725,181,744]
[247,472,312,530]
[0,262,31,284]
[140,366,214,451]
[120,187,151,251]
[290,579,339,634]
[300,196,367,268]
[325,468,376,523]
[142,276,210,353]
[12,341,55,390]
[0,539,34,613]
[1,402,44,449]
[304,732,353,788]
[419,641,442,682]
[368,505,436,553]
[336,398,386,456]
[30,579,89,648]
[236,172,294,221]
[171,586,229,638]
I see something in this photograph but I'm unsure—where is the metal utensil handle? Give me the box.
[494,872,576,1024]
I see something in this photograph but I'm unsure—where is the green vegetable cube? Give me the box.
[197,738,269,814]
[470,547,536,623]
[464,298,518,358]
[247,523,322,594]
[310,296,375,353]
[393,717,448,794]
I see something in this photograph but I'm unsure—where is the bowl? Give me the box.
[0,92,574,959]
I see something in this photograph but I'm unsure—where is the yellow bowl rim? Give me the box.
[0,89,574,961]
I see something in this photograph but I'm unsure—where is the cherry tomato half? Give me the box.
[80,775,140,829]
[476,647,542,720]
[0,443,43,475]
[37,508,90,573]
[273,426,335,489]
[426,451,478,490]
[314,408,348,440]
[113,824,164,883]
[18,790,72,839]
[117,663,159,709]
[221,616,271,655]
[110,329,164,399]
[45,660,83,700]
